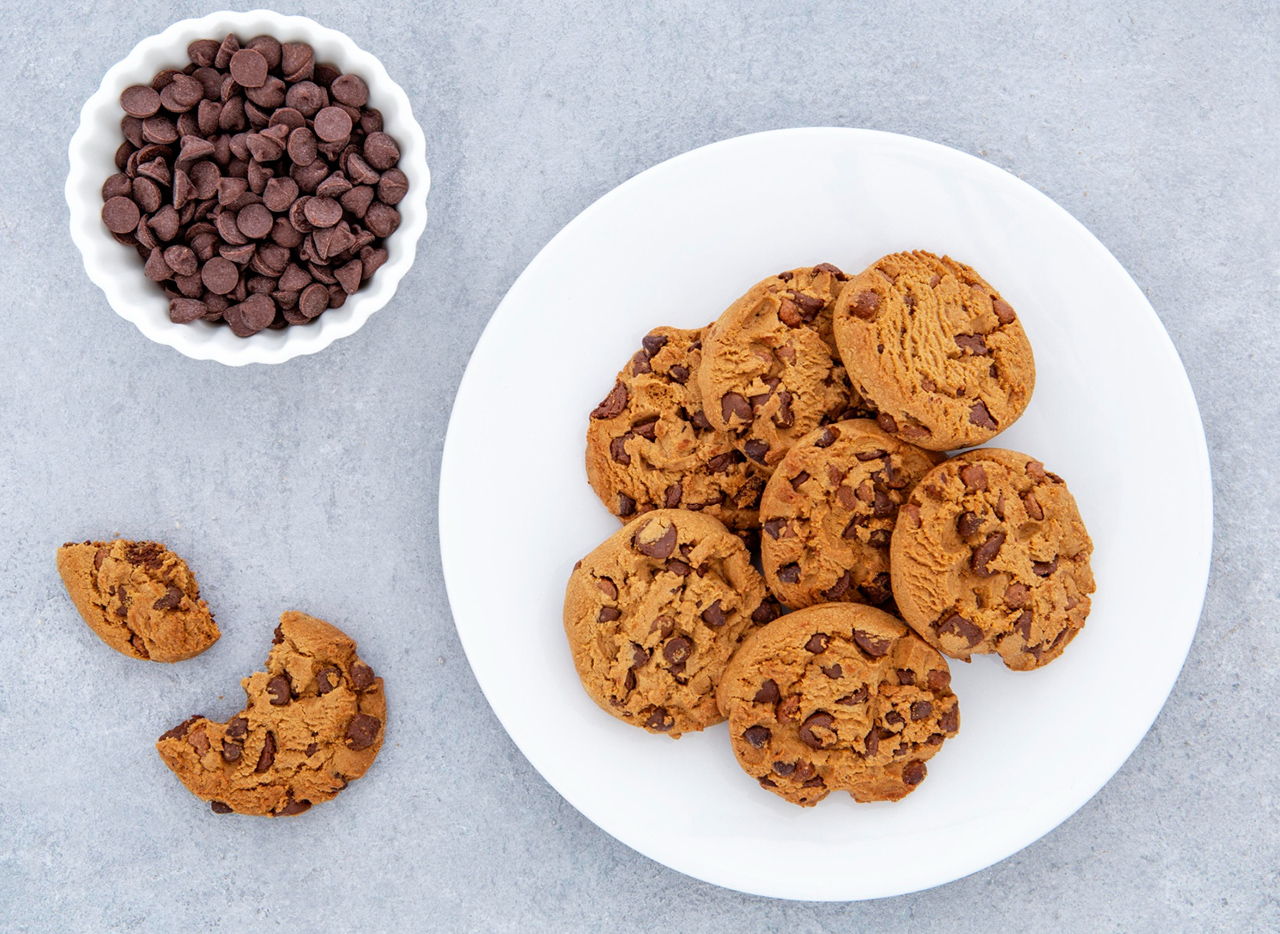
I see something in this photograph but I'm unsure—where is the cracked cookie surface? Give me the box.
[832,251,1035,451]
[759,420,943,610]
[56,539,218,662]
[564,510,776,737]
[586,325,767,530]
[698,265,874,472]
[717,603,959,806]
[890,448,1095,670]
[156,610,385,816]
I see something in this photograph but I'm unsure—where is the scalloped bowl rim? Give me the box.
[65,9,430,365]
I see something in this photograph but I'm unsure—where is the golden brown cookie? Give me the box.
[56,539,219,662]
[890,449,1095,670]
[698,264,874,472]
[717,603,959,807]
[832,252,1035,451]
[563,510,777,737]
[759,420,943,609]
[586,325,767,530]
[155,610,385,816]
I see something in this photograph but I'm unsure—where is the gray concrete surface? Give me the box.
[1,0,1277,930]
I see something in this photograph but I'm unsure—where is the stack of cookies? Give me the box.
[565,251,1095,807]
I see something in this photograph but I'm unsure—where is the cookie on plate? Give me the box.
[586,325,767,530]
[156,610,385,816]
[759,419,943,609]
[564,509,777,737]
[890,449,1095,670]
[56,539,218,662]
[717,603,959,806]
[698,265,874,472]
[832,251,1035,451]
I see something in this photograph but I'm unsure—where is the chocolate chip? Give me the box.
[972,531,1006,577]
[876,412,898,434]
[772,760,796,777]
[823,570,852,600]
[617,493,636,517]
[960,464,988,492]
[902,760,927,786]
[940,705,959,733]
[799,712,835,749]
[850,290,880,319]
[822,664,843,679]
[852,629,891,657]
[633,521,678,559]
[665,558,691,577]
[363,131,401,170]
[152,584,184,610]
[753,679,780,704]
[936,612,984,647]
[993,297,1016,324]
[1015,610,1034,640]
[743,726,771,748]
[663,482,682,508]
[225,717,248,739]
[872,489,896,519]
[700,600,727,628]
[345,713,381,750]
[630,349,651,375]
[956,511,982,537]
[631,416,659,440]
[1023,492,1044,520]
[969,399,998,430]
[1004,582,1030,608]
[596,578,618,600]
[896,669,916,685]
[815,426,839,448]
[350,662,376,690]
[1033,556,1059,577]
[720,392,752,424]
[743,440,770,464]
[955,333,989,355]
[644,707,672,731]
[762,518,786,540]
[266,675,292,706]
[598,607,622,626]
[255,732,276,772]
[221,740,243,762]
[102,196,141,234]
[804,632,829,653]
[789,471,810,491]
[777,563,801,584]
[868,529,892,549]
[663,637,691,666]
[752,600,781,625]
[316,666,342,694]
[591,381,628,419]
[229,48,269,88]
[209,800,233,814]
[910,700,934,721]
[159,714,204,742]
[862,728,880,757]
[277,796,312,816]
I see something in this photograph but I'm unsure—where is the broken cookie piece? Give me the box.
[156,610,385,817]
[56,538,219,662]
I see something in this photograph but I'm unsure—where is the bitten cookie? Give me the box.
[759,420,943,609]
[564,510,777,737]
[586,325,767,530]
[832,252,1035,451]
[890,449,1095,670]
[698,265,874,472]
[156,610,385,816]
[717,603,959,806]
[56,539,219,662]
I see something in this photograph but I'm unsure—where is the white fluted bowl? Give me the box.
[66,10,430,365]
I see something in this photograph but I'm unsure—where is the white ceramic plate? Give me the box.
[66,10,430,365]
[438,128,1212,900]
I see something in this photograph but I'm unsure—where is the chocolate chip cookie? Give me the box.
[155,610,385,816]
[890,449,1095,670]
[832,252,1035,451]
[56,539,219,662]
[586,326,767,530]
[564,510,777,737]
[717,603,959,806]
[759,420,943,610]
[698,265,874,472]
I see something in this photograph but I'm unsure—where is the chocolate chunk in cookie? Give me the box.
[759,420,943,609]
[586,326,767,530]
[155,610,385,816]
[717,603,959,806]
[56,539,218,662]
[563,510,769,736]
[832,252,1035,451]
[698,265,875,472]
[890,449,1095,670]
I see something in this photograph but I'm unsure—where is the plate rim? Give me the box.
[438,126,1214,900]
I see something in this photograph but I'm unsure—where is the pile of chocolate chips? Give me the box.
[100,35,408,336]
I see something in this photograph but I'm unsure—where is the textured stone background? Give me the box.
[1,1,1276,930]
